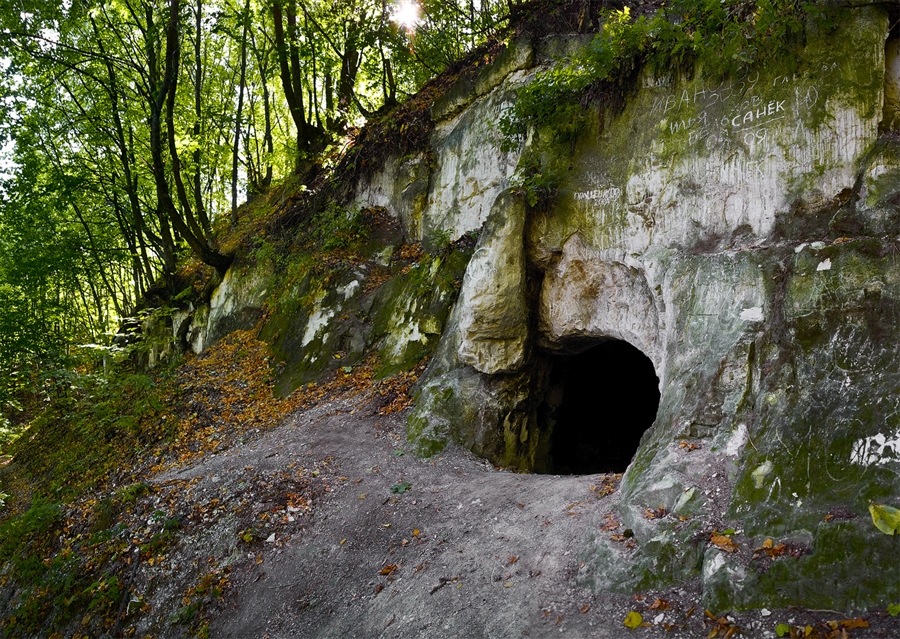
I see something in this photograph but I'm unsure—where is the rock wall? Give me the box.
[403,6,900,612]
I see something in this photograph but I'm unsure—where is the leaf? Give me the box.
[648,598,670,610]
[838,618,868,629]
[775,623,791,637]
[710,533,739,552]
[624,611,643,630]
[390,481,411,494]
[869,504,900,535]
[888,602,900,616]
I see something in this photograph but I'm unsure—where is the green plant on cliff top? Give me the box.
[499,0,818,148]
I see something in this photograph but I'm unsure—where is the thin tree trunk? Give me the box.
[194,0,211,235]
[231,0,250,224]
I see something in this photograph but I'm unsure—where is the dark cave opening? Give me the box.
[540,339,661,475]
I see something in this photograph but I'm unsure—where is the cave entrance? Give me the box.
[539,339,660,475]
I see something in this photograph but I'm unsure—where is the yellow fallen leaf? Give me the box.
[624,611,643,630]
[710,533,739,553]
[869,504,900,535]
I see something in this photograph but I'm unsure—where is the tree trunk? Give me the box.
[194,0,211,235]
[149,0,232,278]
[231,0,250,224]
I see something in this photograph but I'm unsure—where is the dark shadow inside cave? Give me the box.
[539,339,661,475]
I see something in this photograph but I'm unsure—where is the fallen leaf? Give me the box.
[644,506,668,520]
[710,533,739,553]
[648,598,670,610]
[374,584,383,594]
[379,564,398,576]
[888,602,900,616]
[624,611,643,630]
[601,514,620,531]
[412,529,421,537]
[838,618,869,630]
[869,504,900,535]
[581,605,590,614]
[775,623,791,637]
[390,481,411,494]
[508,555,518,565]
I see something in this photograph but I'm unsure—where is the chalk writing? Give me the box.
[574,186,622,204]
[642,74,672,88]
[650,71,762,116]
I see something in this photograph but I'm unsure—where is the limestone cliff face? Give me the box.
[403,6,900,612]
[165,4,899,612]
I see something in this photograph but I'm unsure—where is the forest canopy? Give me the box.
[0,0,511,409]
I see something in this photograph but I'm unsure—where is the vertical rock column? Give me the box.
[457,190,530,374]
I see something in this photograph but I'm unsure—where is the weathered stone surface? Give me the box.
[351,153,430,240]
[430,40,534,122]
[537,234,662,369]
[409,6,899,613]
[408,298,539,465]
[188,262,271,353]
[456,190,529,374]
[422,71,528,242]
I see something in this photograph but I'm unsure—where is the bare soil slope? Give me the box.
[142,389,900,639]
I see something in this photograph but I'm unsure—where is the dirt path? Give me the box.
[147,392,899,639]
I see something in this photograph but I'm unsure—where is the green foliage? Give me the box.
[390,481,412,494]
[510,161,561,208]
[500,1,818,148]
[0,502,62,556]
[426,228,453,253]
[308,204,369,251]
[5,366,172,504]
